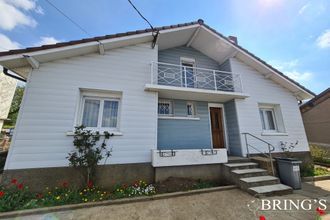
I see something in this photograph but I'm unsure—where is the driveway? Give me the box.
[5,180,330,220]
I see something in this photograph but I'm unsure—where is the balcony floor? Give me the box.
[145,84,249,102]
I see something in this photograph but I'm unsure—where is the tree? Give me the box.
[67,126,113,185]
[4,86,24,128]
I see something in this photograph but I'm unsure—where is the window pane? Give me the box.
[187,104,193,116]
[259,110,266,130]
[158,102,171,115]
[266,110,276,130]
[102,100,119,128]
[82,99,100,127]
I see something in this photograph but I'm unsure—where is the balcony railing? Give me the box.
[150,62,243,93]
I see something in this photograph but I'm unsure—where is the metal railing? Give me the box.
[242,132,276,176]
[150,62,243,93]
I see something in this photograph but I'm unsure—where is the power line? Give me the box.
[44,0,91,37]
[127,0,154,30]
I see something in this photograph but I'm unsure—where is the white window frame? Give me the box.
[79,96,121,132]
[158,99,173,116]
[259,107,277,132]
[186,101,195,117]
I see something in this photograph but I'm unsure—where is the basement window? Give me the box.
[158,100,173,116]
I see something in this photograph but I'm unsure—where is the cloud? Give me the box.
[298,2,326,16]
[316,29,330,49]
[268,59,313,82]
[0,0,43,30]
[33,36,61,46]
[0,34,20,51]
[284,71,313,81]
[268,59,299,71]
[298,4,309,14]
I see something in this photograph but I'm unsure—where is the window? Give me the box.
[81,97,119,130]
[259,108,277,131]
[158,100,172,115]
[181,57,195,88]
[186,102,195,117]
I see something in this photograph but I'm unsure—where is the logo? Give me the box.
[247,198,327,219]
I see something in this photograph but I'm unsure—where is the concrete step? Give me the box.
[248,184,293,198]
[228,156,251,163]
[239,175,280,190]
[231,168,268,178]
[224,162,259,170]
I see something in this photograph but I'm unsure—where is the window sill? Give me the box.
[261,132,288,136]
[158,116,200,120]
[66,131,123,136]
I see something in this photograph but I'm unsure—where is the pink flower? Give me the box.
[17,183,24,190]
[62,181,69,188]
[36,193,43,199]
[87,180,93,188]
[316,207,326,216]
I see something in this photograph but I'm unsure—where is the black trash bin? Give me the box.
[276,158,302,190]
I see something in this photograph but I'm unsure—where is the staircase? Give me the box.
[224,158,293,198]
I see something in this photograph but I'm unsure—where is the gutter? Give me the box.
[3,67,26,82]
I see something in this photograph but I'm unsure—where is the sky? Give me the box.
[0,0,329,94]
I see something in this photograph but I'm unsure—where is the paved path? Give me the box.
[5,180,330,220]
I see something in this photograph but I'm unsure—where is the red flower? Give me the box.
[259,215,266,220]
[62,181,69,188]
[87,180,93,188]
[36,193,43,199]
[316,207,326,216]
[17,183,24,190]
[11,179,17,184]
[0,191,5,197]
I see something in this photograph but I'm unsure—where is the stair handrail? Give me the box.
[241,132,275,176]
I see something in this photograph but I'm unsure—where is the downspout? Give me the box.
[3,67,26,82]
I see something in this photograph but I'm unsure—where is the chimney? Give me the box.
[228,36,238,44]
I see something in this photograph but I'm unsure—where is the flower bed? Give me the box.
[0,179,155,212]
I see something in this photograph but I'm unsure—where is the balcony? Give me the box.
[145,62,249,102]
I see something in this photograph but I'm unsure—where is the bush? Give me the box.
[310,145,330,164]
[300,164,330,177]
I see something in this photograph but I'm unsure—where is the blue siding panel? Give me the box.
[159,46,221,70]
[157,100,212,150]
[224,100,242,156]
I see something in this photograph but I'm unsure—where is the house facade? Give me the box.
[0,20,314,189]
[300,88,330,146]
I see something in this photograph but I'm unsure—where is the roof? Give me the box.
[300,88,330,113]
[0,19,315,97]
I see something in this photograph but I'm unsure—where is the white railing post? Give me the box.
[213,70,217,90]
[150,62,154,84]
[184,66,187,87]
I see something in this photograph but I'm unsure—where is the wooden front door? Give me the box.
[210,107,225,148]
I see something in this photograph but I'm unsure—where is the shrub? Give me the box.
[300,164,330,177]
[310,145,330,164]
[67,125,113,185]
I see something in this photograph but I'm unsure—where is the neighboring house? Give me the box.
[0,73,16,132]
[300,88,330,146]
[0,20,314,189]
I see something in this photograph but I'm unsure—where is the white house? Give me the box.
[0,20,314,190]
